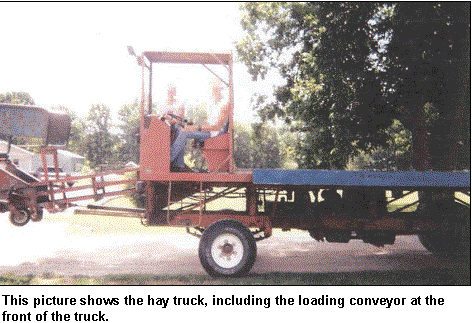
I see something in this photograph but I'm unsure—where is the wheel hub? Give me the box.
[211,234,244,269]
[15,210,28,222]
[220,242,234,255]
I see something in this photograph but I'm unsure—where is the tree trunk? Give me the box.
[447,18,471,171]
[411,105,430,171]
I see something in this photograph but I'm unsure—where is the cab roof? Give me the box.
[143,51,232,65]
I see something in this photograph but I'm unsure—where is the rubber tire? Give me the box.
[9,209,31,227]
[198,220,257,277]
[31,208,44,222]
[418,217,470,259]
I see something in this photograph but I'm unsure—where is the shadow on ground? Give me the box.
[2,262,468,285]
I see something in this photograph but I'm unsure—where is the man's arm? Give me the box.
[177,103,186,118]
[198,103,230,132]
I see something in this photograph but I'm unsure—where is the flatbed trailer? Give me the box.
[0,50,470,278]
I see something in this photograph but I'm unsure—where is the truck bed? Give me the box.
[253,169,470,189]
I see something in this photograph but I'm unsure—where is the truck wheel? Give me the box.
[198,220,257,277]
[31,208,44,222]
[418,216,470,259]
[9,209,31,227]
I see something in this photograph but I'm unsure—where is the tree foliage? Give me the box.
[84,103,118,169]
[387,2,470,170]
[0,92,35,105]
[234,123,282,169]
[116,100,140,164]
[237,2,470,170]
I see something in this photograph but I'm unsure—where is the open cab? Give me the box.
[136,51,251,184]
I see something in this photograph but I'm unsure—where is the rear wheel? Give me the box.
[418,210,470,259]
[198,220,257,277]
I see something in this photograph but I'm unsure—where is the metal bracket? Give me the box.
[252,229,270,241]
[186,226,204,238]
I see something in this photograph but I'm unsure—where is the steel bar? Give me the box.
[29,167,139,187]
[74,209,142,218]
[42,188,135,212]
[87,204,145,213]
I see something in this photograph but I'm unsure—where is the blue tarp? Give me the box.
[253,169,470,188]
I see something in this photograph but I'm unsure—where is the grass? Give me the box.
[2,263,469,285]
[0,273,34,285]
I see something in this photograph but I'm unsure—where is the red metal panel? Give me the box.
[202,133,230,172]
[150,171,252,183]
[0,169,28,191]
[139,116,171,180]
[138,114,252,182]
[169,212,269,229]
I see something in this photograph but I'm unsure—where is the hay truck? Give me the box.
[132,49,470,277]
[0,49,470,278]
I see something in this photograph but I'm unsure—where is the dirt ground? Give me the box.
[0,207,451,277]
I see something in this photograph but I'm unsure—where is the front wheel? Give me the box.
[9,209,31,227]
[198,220,257,277]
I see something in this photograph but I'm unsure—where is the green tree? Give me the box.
[278,125,299,169]
[116,100,140,164]
[234,123,282,169]
[237,2,385,169]
[0,92,35,105]
[237,2,470,170]
[386,2,470,170]
[84,103,118,169]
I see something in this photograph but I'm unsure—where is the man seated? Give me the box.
[170,83,230,172]
[160,86,186,142]
[161,86,185,119]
